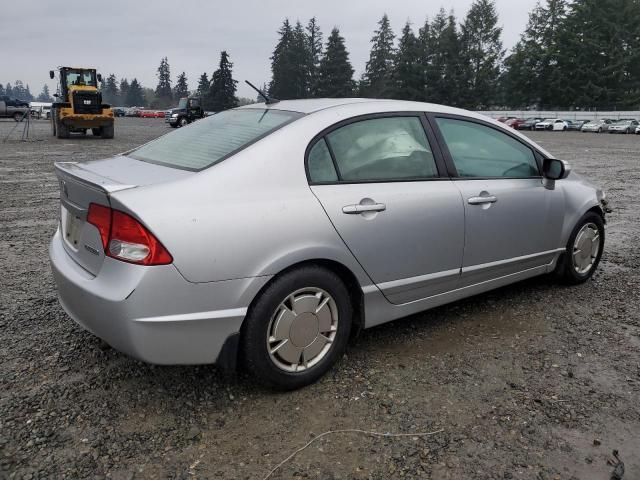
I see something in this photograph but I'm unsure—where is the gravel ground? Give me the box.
[1,117,639,480]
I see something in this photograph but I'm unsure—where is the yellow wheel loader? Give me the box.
[49,67,114,139]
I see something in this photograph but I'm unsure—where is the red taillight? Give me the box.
[86,203,172,266]
[86,203,111,249]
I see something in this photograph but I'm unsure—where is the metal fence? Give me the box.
[478,110,640,121]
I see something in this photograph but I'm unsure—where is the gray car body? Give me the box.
[49,99,605,366]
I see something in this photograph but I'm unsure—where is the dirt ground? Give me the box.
[1,117,639,480]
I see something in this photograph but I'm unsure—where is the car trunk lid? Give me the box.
[54,156,191,275]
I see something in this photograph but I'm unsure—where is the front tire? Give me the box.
[101,123,114,139]
[56,118,70,139]
[556,212,604,285]
[178,117,188,127]
[241,266,353,390]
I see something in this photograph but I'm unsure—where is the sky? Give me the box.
[1,0,538,101]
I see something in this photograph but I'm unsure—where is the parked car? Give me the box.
[112,107,126,117]
[497,116,517,123]
[154,110,165,118]
[505,118,526,129]
[0,96,30,121]
[125,108,141,117]
[517,118,544,130]
[139,109,155,118]
[535,118,568,131]
[608,119,639,134]
[49,99,607,389]
[565,120,586,131]
[581,119,612,133]
[636,125,640,134]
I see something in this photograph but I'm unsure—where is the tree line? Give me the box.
[0,81,53,103]
[4,0,639,111]
[267,0,640,110]
[99,51,242,110]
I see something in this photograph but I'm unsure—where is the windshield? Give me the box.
[543,119,555,122]
[65,70,96,87]
[177,97,188,109]
[615,120,631,125]
[130,108,302,171]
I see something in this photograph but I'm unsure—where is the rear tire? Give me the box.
[555,212,604,285]
[101,123,114,139]
[241,266,353,390]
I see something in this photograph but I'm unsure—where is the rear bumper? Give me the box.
[49,228,270,365]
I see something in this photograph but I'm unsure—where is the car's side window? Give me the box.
[308,138,338,183]
[324,116,438,182]
[436,118,540,178]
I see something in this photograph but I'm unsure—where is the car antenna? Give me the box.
[245,80,279,105]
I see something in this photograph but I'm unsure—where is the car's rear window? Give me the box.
[130,108,302,171]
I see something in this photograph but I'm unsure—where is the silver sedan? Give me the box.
[50,99,607,389]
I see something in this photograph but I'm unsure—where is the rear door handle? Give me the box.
[342,203,387,214]
[468,196,497,205]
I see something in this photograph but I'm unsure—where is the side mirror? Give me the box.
[53,93,59,98]
[97,73,102,82]
[543,158,571,180]
[49,70,55,79]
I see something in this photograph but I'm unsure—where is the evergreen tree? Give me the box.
[460,0,503,108]
[306,17,323,96]
[126,78,145,106]
[102,74,119,105]
[0,84,4,97]
[269,19,310,99]
[555,0,640,109]
[119,78,130,106]
[174,72,189,100]
[502,0,567,108]
[418,18,432,101]
[393,22,425,100]
[155,57,173,108]
[316,27,355,97]
[361,14,396,98]
[270,19,295,98]
[37,84,52,102]
[424,9,464,106]
[208,51,238,111]
[5,83,13,98]
[196,73,210,99]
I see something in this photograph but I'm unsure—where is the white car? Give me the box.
[535,119,568,131]
[636,125,640,135]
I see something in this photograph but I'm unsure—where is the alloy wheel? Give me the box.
[266,287,338,373]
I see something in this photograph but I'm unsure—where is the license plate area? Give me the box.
[63,207,84,249]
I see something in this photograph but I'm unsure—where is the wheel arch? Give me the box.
[239,258,366,347]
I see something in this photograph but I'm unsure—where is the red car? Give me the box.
[505,118,526,129]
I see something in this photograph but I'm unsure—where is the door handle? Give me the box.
[468,196,497,205]
[342,203,387,214]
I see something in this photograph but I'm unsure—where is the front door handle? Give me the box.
[468,195,497,205]
[342,203,387,214]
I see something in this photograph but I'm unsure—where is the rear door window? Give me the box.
[323,116,438,182]
[435,118,539,178]
[130,108,302,171]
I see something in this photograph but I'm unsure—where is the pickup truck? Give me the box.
[0,96,30,121]
[165,96,205,127]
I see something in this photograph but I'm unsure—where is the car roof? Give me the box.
[237,98,479,117]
